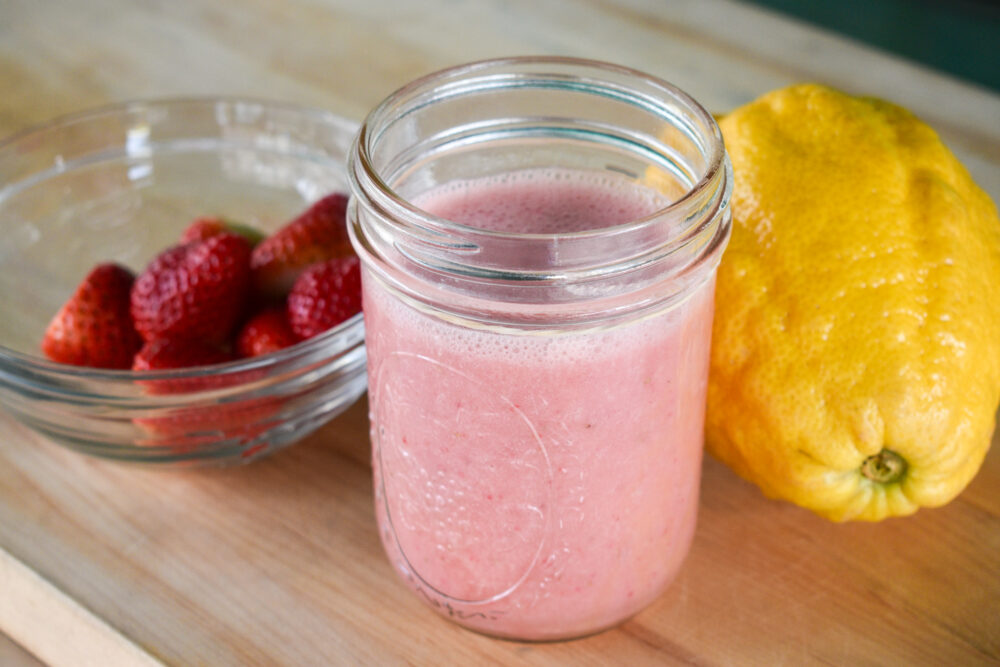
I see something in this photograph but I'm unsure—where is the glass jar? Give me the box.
[348,57,731,641]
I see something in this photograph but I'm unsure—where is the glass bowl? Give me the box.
[0,98,367,465]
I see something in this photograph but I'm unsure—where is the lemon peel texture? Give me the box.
[707,84,1000,521]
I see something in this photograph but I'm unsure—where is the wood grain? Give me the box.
[2,400,998,665]
[1,1,998,664]
[0,548,161,667]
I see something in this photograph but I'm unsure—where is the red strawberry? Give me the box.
[287,256,362,340]
[41,263,142,369]
[134,394,280,452]
[130,233,253,345]
[180,216,264,246]
[236,307,300,358]
[131,336,274,445]
[250,193,353,298]
[132,338,235,371]
[131,338,279,450]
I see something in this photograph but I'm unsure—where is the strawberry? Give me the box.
[131,337,279,450]
[236,306,300,358]
[180,216,264,246]
[130,233,253,345]
[131,335,275,445]
[132,337,235,371]
[134,394,280,452]
[250,193,353,299]
[287,256,362,340]
[41,263,142,369]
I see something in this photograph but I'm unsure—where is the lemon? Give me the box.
[707,84,1000,521]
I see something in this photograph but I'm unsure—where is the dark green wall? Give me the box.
[744,0,1000,91]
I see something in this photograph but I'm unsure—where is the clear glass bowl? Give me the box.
[0,98,367,465]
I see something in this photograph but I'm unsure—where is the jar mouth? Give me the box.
[348,57,731,327]
[351,56,726,248]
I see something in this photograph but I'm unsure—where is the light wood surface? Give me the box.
[0,632,43,667]
[2,1,999,665]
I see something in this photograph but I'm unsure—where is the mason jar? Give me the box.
[348,57,731,641]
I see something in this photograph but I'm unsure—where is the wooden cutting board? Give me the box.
[1,0,999,664]
[0,632,42,667]
[2,398,998,665]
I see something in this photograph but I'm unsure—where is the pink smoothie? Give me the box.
[363,169,714,640]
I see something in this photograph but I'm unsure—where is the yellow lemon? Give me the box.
[707,84,1000,521]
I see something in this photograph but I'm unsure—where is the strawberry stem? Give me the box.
[224,220,266,246]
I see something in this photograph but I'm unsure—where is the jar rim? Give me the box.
[351,56,727,243]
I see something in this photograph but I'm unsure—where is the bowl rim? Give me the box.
[0,95,364,382]
[0,94,361,153]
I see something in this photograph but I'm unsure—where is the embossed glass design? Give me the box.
[349,58,731,640]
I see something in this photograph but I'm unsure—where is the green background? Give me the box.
[744,0,1000,92]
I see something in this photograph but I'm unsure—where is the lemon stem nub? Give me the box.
[861,449,908,484]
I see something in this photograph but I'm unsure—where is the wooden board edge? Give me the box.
[0,547,162,667]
